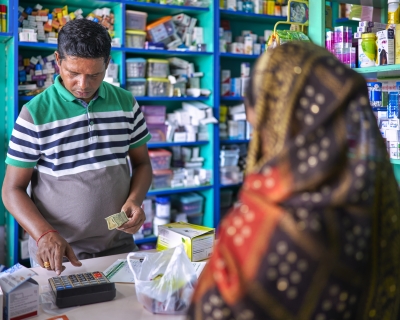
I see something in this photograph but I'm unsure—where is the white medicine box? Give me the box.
[0,264,38,320]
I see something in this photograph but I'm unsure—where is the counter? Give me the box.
[31,253,185,320]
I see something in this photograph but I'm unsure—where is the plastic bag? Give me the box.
[127,244,197,314]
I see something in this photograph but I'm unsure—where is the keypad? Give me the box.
[49,271,110,291]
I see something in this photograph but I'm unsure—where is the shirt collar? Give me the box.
[54,75,106,102]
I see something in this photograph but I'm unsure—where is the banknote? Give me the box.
[105,211,129,230]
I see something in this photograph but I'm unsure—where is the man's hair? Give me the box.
[57,19,111,63]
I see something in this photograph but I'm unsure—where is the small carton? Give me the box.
[157,222,215,262]
[390,147,400,159]
[221,70,231,84]
[0,264,38,320]
[385,129,400,141]
[376,29,395,65]
[389,119,400,129]
[230,78,241,97]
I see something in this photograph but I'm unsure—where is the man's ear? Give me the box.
[55,51,61,66]
[105,56,111,70]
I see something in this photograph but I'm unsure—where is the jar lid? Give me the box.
[126,30,146,35]
[156,196,170,204]
[388,0,400,3]
[362,33,376,39]
[126,58,146,63]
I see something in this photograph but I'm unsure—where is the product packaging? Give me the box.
[156,222,215,261]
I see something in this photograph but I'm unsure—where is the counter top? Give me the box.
[31,253,185,320]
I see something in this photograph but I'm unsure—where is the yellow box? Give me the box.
[156,222,215,262]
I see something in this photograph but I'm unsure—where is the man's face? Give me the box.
[55,52,109,102]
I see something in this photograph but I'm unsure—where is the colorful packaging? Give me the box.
[376,29,395,65]
[358,34,376,68]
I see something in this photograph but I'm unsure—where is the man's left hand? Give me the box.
[117,200,146,234]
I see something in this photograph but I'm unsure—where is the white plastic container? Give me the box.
[389,0,400,24]
[147,78,171,97]
[126,10,148,30]
[126,58,146,78]
[155,196,171,219]
[126,78,146,97]
[153,216,170,236]
[147,59,169,78]
[125,30,146,48]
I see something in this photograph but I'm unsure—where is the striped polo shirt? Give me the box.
[6,76,151,260]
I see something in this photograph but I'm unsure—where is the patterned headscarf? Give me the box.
[188,42,400,320]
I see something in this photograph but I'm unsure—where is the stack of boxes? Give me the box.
[219,103,253,140]
[221,63,250,97]
[373,80,400,160]
[17,53,59,96]
[326,21,400,69]
[220,0,288,16]
[125,11,205,52]
[325,26,356,68]
[125,57,209,98]
[220,20,269,55]
[18,4,118,46]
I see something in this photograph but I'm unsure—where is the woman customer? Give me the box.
[187,42,400,319]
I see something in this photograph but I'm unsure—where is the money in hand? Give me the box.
[105,211,129,230]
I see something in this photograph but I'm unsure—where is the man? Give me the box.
[2,19,152,275]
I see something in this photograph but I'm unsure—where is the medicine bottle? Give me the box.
[155,196,171,219]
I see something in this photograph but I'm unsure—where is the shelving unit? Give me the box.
[2,0,382,266]
[2,0,216,266]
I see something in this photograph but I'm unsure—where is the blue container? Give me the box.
[367,82,382,107]
[388,92,399,119]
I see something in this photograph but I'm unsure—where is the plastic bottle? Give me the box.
[155,196,171,219]
[388,0,400,24]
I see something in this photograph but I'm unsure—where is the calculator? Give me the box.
[48,271,116,308]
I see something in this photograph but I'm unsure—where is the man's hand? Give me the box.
[36,232,82,275]
[117,199,146,234]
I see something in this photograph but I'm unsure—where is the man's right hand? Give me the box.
[36,232,82,275]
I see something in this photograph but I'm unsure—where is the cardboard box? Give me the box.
[157,222,215,261]
[221,70,231,84]
[230,78,241,97]
[389,119,400,129]
[19,239,29,260]
[0,264,38,320]
[385,129,400,141]
[376,29,395,65]
[390,147,400,159]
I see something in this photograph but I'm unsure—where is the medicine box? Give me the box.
[376,29,395,65]
[385,129,400,141]
[0,264,39,320]
[390,147,400,159]
[156,222,215,261]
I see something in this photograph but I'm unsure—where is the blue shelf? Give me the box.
[220,53,260,60]
[124,48,213,57]
[18,42,57,49]
[220,139,250,144]
[136,96,209,102]
[148,141,209,148]
[220,183,243,188]
[0,33,12,43]
[19,96,209,102]
[220,96,244,102]
[147,185,212,196]
[220,9,285,23]
[134,236,158,244]
[18,41,124,52]
[124,1,209,14]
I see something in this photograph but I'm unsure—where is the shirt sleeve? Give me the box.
[129,100,151,149]
[5,106,41,168]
